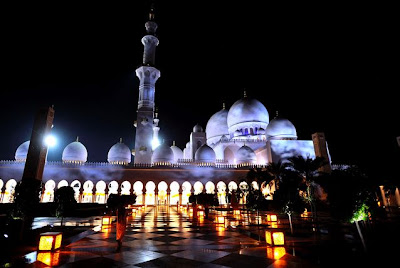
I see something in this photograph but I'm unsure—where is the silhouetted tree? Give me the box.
[54,186,77,227]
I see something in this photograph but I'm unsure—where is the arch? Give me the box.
[108,180,119,195]
[239,181,249,204]
[224,146,238,164]
[194,181,204,195]
[3,179,17,203]
[228,181,238,193]
[82,180,94,203]
[133,181,144,205]
[205,181,215,194]
[145,181,156,205]
[181,181,192,205]
[57,180,68,189]
[42,180,56,203]
[170,181,180,205]
[158,181,168,205]
[121,181,131,195]
[95,181,107,204]
[216,181,227,205]
[71,180,81,202]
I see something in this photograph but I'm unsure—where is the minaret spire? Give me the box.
[134,5,161,164]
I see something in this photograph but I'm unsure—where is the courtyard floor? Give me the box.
[5,205,398,267]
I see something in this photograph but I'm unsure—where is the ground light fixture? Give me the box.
[38,232,62,251]
[265,230,285,246]
[102,215,112,227]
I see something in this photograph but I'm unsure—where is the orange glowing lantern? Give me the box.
[38,232,63,251]
[266,246,286,259]
[265,230,285,246]
[198,210,204,217]
[216,216,225,225]
[37,252,60,266]
[102,216,112,227]
[266,214,278,222]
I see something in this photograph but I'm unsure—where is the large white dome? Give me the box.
[227,96,269,138]
[195,144,216,163]
[62,140,88,163]
[151,143,174,164]
[107,140,131,164]
[15,140,30,161]
[206,107,229,145]
[170,142,183,163]
[266,116,297,140]
[235,145,256,165]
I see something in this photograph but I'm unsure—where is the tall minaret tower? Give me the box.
[134,6,161,164]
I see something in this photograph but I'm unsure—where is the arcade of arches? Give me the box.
[0,178,276,206]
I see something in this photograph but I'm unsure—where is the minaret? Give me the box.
[134,5,161,164]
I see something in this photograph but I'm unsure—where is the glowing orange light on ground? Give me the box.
[265,230,285,246]
[102,216,112,227]
[37,252,60,266]
[266,246,286,260]
[267,214,278,222]
[38,232,63,251]
[216,216,225,224]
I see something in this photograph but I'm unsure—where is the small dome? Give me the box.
[170,142,183,163]
[206,107,229,145]
[235,145,256,165]
[266,116,297,140]
[15,141,30,161]
[227,96,269,137]
[62,140,88,163]
[151,143,174,164]
[107,140,131,164]
[195,144,216,163]
[193,124,203,133]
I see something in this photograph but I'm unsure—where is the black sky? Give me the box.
[1,2,398,177]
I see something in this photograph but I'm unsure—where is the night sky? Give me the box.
[1,2,398,177]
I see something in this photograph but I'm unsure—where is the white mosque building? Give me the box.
[0,8,331,206]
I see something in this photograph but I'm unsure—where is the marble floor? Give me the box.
[24,206,334,267]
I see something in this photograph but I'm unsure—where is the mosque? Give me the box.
[0,9,332,206]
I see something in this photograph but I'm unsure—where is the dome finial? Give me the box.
[76,136,79,142]
[173,140,176,146]
[149,2,155,21]
[222,102,226,110]
[155,107,158,119]
[243,89,247,98]
[276,110,279,118]
[119,138,123,143]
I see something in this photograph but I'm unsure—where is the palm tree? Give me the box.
[265,160,289,193]
[286,155,327,224]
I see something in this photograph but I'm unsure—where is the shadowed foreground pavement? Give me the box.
[11,205,396,267]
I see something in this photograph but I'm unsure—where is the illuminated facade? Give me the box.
[0,9,332,206]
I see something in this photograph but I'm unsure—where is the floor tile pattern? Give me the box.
[27,206,318,267]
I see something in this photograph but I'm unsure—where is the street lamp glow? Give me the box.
[44,135,56,147]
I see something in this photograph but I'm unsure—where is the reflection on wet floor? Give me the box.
[26,205,358,267]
